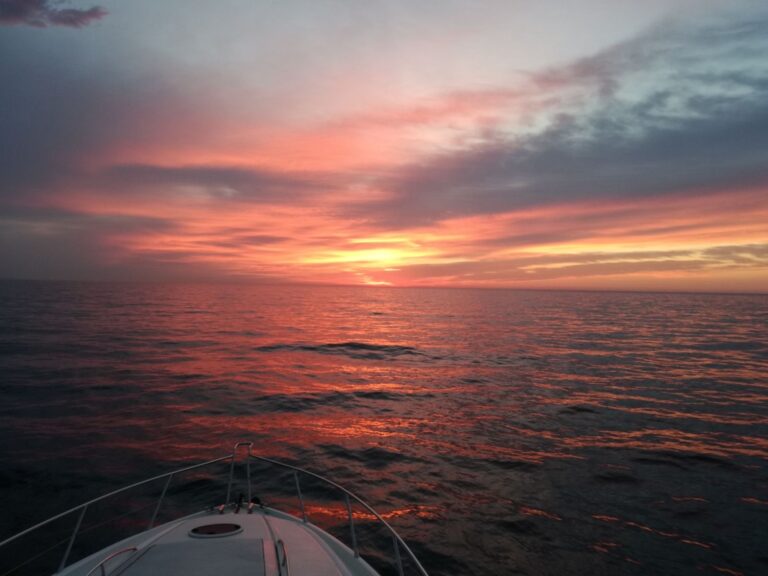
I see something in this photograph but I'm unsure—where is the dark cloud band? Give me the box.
[0,0,106,28]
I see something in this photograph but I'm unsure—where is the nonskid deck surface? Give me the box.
[59,507,379,576]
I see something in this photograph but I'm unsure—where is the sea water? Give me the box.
[0,281,766,575]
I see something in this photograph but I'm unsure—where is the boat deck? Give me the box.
[59,507,379,576]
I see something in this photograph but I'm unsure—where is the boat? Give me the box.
[0,442,429,575]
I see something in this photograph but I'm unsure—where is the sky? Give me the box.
[1,0,767,292]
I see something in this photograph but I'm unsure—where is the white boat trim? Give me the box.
[0,442,429,576]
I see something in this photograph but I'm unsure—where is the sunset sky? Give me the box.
[1,0,767,292]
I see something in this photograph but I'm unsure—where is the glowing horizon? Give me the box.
[1,1,767,292]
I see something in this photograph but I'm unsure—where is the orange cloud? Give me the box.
[37,170,766,291]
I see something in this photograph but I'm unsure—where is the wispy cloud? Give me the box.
[101,164,337,203]
[0,0,106,28]
[355,7,768,227]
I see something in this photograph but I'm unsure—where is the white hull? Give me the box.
[60,506,379,576]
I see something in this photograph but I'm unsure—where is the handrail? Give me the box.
[0,447,430,576]
[275,539,289,576]
[249,454,429,576]
[84,547,138,576]
[0,454,232,551]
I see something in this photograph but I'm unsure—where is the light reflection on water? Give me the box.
[0,281,767,575]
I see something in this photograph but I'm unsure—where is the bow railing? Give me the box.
[247,453,429,576]
[0,443,429,576]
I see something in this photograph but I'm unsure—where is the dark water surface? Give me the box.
[1,281,767,575]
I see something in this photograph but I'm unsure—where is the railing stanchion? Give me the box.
[225,452,236,505]
[246,451,252,503]
[393,535,405,576]
[59,504,88,571]
[227,442,254,505]
[149,473,174,529]
[294,471,307,522]
[345,493,359,558]
[249,453,429,575]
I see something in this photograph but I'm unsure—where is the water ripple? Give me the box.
[0,282,766,576]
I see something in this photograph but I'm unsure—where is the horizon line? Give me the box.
[1,276,765,298]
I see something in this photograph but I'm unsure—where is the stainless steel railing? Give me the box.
[0,454,232,574]
[248,453,429,576]
[0,443,429,576]
[84,547,137,576]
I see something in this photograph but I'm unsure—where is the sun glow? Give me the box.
[300,239,436,270]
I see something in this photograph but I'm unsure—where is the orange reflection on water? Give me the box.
[519,506,561,521]
[298,503,442,523]
[563,428,768,459]
[593,514,714,549]
[741,497,768,506]
[710,566,745,576]
[592,514,620,523]
[591,541,620,554]
[605,405,768,426]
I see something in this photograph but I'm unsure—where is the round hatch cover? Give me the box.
[189,523,243,538]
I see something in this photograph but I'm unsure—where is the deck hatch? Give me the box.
[189,523,243,538]
[119,539,265,575]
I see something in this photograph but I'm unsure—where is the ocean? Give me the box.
[0,281,766,575]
